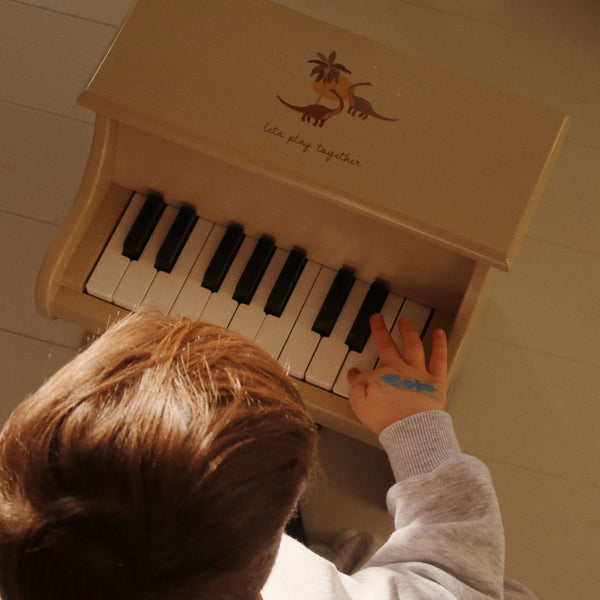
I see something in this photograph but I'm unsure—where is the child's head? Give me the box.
[0,312,318,600]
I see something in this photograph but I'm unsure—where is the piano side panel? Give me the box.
[53,286,127,334]
[36,116,119,317]
[112,123,475,315]
[61,183,132,293]
[446,262,495,386]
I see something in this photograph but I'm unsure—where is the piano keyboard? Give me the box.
[86,192,435,398]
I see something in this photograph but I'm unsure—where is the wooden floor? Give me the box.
[1,1,599,597]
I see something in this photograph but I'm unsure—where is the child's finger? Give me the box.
[369,314,403,368]
[347,377,369,421]
[347,367,362,385]
[346,367,376,388]
[397,317,426,368]
[427,329,447,379]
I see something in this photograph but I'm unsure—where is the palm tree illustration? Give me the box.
[308,51,352,102]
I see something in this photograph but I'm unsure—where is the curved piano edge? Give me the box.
[35,115,119,319]
[53,286,128,338]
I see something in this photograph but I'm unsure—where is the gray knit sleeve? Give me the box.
[264,411,538,599]
[378,410,461,481]
[361,410,508,598]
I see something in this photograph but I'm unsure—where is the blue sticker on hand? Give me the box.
[380,374,439,399]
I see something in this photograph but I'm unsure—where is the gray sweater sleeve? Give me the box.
[360,410,537,600]
[263,411,537,599]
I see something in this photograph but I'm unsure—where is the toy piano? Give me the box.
[36,0,569,446]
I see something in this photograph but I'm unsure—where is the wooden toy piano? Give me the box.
[36,0,569,447]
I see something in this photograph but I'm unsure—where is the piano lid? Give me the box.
[78,0,569,271]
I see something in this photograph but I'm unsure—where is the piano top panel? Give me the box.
[79,0,568,271]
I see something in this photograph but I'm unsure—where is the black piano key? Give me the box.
[420,309,435,339]
[154,206,198,273]
[345,280,389,352]
[233,235,276,305]
[312,266,355,338]
[201,223,245,292]
[264,247,307,317]
[122,193,165,260]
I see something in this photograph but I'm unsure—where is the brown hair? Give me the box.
[0,312,318,600]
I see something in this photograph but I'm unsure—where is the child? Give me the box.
[0,312,536,599]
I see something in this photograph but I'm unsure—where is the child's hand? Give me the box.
[347,314,447,435]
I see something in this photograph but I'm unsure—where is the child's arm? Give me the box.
[344,316,536,599]
[265,316,537,599]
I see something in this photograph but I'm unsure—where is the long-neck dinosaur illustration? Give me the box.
[347,82,398,121]
[277,89,344,127]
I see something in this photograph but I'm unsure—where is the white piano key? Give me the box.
[113,205,179,310]
[199,236,256,327]
[278,266,335,378]
[85,192,146,302]
[333,291,404,397]
[140,217,214,314]
[228,248,288,339]
[390,299,433,358]
[254,260,321,359]
[305,279,370,391]
[168,224,226,319]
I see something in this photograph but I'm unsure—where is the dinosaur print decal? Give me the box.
[277,51,398,127]
[347,82,398,121]
[276,89,344,127]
